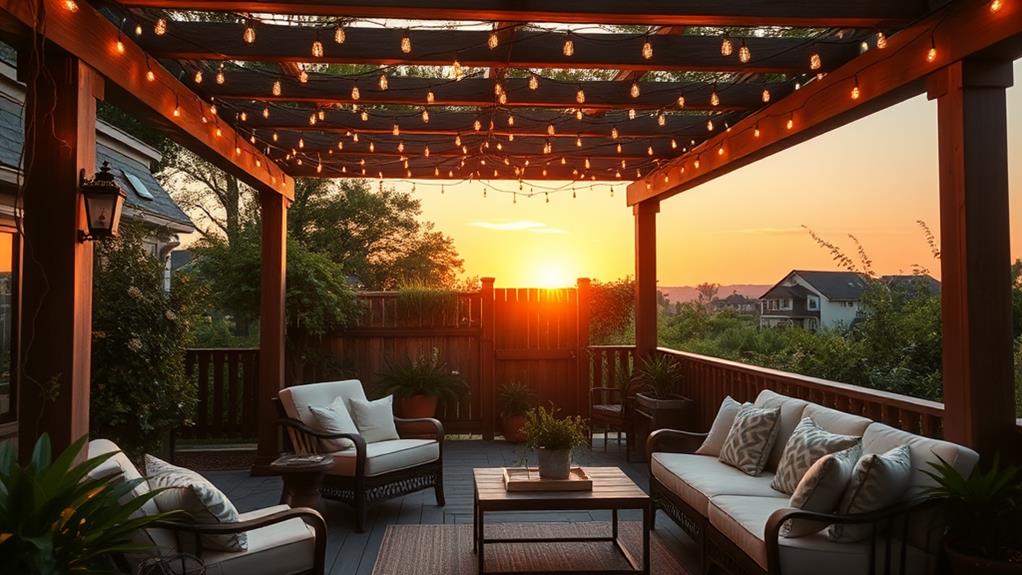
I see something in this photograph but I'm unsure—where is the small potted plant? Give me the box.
[497,381,535,443]
[522,405,588,479]
[379,348,468,418]
[923,456,1022,574]
[631,354,693,440]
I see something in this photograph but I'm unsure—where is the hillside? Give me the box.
[659,284,771,304]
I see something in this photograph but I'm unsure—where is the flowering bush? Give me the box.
[91,224,207,457]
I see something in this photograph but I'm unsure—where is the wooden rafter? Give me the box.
[0,0,292,197]
[111,0,927,28]
[136,22,859,74]
[626,0,1022,205]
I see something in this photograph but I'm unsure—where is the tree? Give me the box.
[696,282,720,306]
[159,148,253,246]
[589,277,635,343]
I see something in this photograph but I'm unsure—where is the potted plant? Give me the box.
[379,347,468,418]
[522,406,588,479]
[497,382,535,443]
[923,456,1022,574]
[632,353,690,410]
[0,434,172,573]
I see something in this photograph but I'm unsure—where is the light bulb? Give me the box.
[647,145,653,156]
[616,143,622,153]
[422,109,430,123]
[547,123,556,135]
[628,108,636,120]
[657,111,666,126]
[721,35,733,56]
[273,132,279,142]
[452,59,463,81]
[563,38,574,57]
[528,74,539,90]
[243,24,256,44]
[392,123,400,136]
[173,105,180,118]
[786,115,794,130]
[876,32,887,49]
[299,69,308,83]
[851,77,860,100]
[312,40,323,58]
[272,80,282,96]
[154,18,167,36]
[351,85,360,100]
[576,87,585,104]
[576,136,582,147]
[146,69,155,82]
[400,30,412,54]
[426,90,435,104]
[611,127,619,139]
[762,88,771,103]
[809,53,822,70]
[718,145,725,156]
[630,81,640,98]
[706,118,714,131]
[216,67,225,85]
[585,157,591,169]
[991,0,1003,12]
[455,135,461,146]
[215,127,222,137]
[397,141,405,152]
[507,114,515,126]
[754,125,760,138]
[474,119,482,131]
[116,40,125,54]
[298,137,304,148]
[193,70,203,84]
[135,24,143,36]
[738,41,751,63]
[677,95,686,108]
[209,103,217,115]
[378,72,388,90]
[494,82,503,96]
[63,0,79,12]
[369,141,374,152]
[671,138,677,149]
[498,92,507,105]
[424,145,430,158]
[360,110,368,121]
[335,26,346,44]
[575,109,583,120]
[927,39,937,63]
[710,88,720,106]
[488,31,499,49]
[642,39,653,60]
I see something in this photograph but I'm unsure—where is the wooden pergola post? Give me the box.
[634,199,659,358]
[929,58,1016,458]
[256,190,288,467]
[16,49,101,461]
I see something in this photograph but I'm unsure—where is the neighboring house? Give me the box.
[758,270,868,330]
[0,58,195,277]
[712,292,759,316]
[759,270,941,331]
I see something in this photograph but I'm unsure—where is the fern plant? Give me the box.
[522,406,588,451]
[634,354,681,398]
[378,348,468,401]
[0,434,172,574]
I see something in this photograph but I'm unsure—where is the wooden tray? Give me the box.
[502,467,593,492]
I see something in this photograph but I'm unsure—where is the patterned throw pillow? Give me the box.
[309,396,359,451]
[771,417,861,494]
[718,404,781,476]
[695,396,745,456]
[826,445,912,543]
[782,444,861,537]
[145,455,247,552]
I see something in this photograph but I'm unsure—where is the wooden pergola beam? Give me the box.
[137,22,859,74]
[0,0,292,198]
[112,0,927,28]
[198,71,787,111]
[627,0,1022,205]
[285,155,651,180]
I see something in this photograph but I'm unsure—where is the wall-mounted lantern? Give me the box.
[79,161,126,241]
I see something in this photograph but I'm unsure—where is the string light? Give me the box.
[216,65,226,85]
[424,145,431,158]
[630,81,640,98]
[154,17,167,36]
[706,118,714,131]
[273,131,279,142]
[529,74,539,90]
[809,53,822,70]
[400,30,412,54]
[710,84,720,106]
[426,90,435,104]
[738,40,751,63]
[474,119,482,131]
[312,38,324,58]
[721,34,733,56]
[647,144,654,156]
[351,84,360,100]
[851,75,860,100]
[786,113,794,130]
[677,94,686,108]
[718,144,725,156]
[575,109,583,120]
[670,138,678,149]
[754,123,760,138]
[455,134,462,146]
[369,141,374,152]
[642,37,653,60]
[876,32,887,49]
[192,69,203,84]
[299,68,308,83]
[378,72,389,90]
[547,123,556,135]
[116,37,125,54]
[422,108,430,123]
[63,0,79,12]
[397,141,405,152]
[360,110,368,121]
[272,80,282,96]
[243,22,256,44]
[563,36,574,56]
[145,60,155,82]
[616,143,622,153]
[762,87,771,103]
[576,136,583,147]
[335,26,346,44]
[576,87,586,104]
[488,30,499,49]
[628,108,636,120]
[172,96,181,118]
[657,111,666,126]
[239,111,247,122]
[926,36,938,63]
[392,123,400,136]
[611,127,619,139]
[507,113,515,126]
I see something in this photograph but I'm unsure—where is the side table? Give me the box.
[270,454,334,513]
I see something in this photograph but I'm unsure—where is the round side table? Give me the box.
[270,454,334,513]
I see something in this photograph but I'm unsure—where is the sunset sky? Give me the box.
[393,60,1022,288]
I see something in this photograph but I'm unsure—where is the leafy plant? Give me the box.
[634,354,681,398]
[922,455,1022,561]
[396,286,461,326]
[378,348,468,401]
[497,382,535,417]
[522,406,588,451]
[0,434,172,574]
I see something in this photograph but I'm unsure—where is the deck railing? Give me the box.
[182,348,260,440]
[588,345,946,438]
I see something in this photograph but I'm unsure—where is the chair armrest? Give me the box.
[394,417,444,441]
[645,428,708,460]
[764,499,938,574]
[153,507,327,571]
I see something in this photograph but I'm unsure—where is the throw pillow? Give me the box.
[782,444,861,537]
[694,396,745,456]
[144,455,247,552]
[349,395,400,443]
[309,396,359,451]
[771,417,861,494]
[826,445,912,543]
[718,404,781,476]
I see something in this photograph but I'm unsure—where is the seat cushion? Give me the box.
[651,452,785,515]
[330,439,440,477]
[278,379,367,426]
[200,505,316,575]
[592,404,622,415]
[708,495,931,575]
[754,390,809,471]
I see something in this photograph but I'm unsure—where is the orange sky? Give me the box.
[397,61,1022,288]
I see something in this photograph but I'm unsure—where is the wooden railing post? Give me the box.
[634,199,659,359]
[576,278,592,420]
[480,278,496,440]
[255,191,287,471]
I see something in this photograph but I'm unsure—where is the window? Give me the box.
[807,297,819,310]
[123,170,154,200]
[0,231,18,424]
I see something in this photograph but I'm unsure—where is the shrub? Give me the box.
[378,348,468,401]
[497,382,535,417]
[522,406,588,451]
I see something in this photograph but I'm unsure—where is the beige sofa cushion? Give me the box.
[754,390,809,471]
[695,396,744,456]
[330,439,439,477]
[802,403,872,436]
[784,444,861,537]
[861,423,979,497]
[708,495,933,575]
[278,379,367,427]
[200,505,317,575]
[308,396,359,451]
[651,453,784,515]
[720,405,781,476]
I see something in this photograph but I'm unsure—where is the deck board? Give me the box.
[204,438,698,574]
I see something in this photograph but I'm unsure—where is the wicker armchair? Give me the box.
[276,380,445,533]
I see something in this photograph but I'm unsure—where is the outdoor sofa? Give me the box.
[647,389,978,575]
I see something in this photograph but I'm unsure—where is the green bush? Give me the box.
[378,348,468,401]
[522,406,588,451]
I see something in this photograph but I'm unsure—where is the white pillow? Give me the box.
[145,455,247,552]
[827,445,912,543]
[782,444,861,537]
[309,396,359,451]
[349,395,400,443]
[771,417,860,494]
[695,396,744,456]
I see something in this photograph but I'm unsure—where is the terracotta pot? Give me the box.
[537,448,571,479]
[946,541,1022,575]
[399,394,438,419]
[502,414,528,443]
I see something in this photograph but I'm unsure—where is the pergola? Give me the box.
[0,0,1018,462]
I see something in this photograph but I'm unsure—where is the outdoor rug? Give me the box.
[371,521,688,574]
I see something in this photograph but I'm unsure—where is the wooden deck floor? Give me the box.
[205,438,700,574]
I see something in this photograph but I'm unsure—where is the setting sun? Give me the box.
[530,260,574,288]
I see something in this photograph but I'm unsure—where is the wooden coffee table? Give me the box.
[472,467,651,575]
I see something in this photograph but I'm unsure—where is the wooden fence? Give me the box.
[182,348,260,440]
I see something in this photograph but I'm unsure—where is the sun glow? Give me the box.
[530,260,574,288]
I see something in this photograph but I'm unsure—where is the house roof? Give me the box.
[0,68,193,231]
[716,293,755,305]
[881,274,941,295]
[792,270,868,301]
[760,282,814,301]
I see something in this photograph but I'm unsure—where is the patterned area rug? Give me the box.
[372,521,688,575]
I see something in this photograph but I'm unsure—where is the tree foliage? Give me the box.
[589,277,634,344]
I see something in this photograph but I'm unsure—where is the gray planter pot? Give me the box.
[635,392,692,411]
[537,448,571,479]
